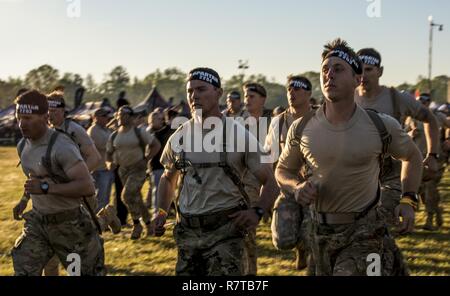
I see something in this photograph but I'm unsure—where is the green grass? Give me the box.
[0,147,449,276]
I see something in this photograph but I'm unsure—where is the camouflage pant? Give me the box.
[12,208,106,276]
[271,194,311,250]
[242,228,257,275]
[310,207,409,276]
[118,161,150,223]
[173,220,244,276]
[271,194,314,274]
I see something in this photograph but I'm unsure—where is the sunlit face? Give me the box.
[149,112,165,130]
[287,85,311,108]
[321,57,361,102]
[186,80,222,116]
[117,109,133,126]
[226,97,241,112]
[360,64,383,92]
[16,113,48,140]
[244,90,265,114]
[48,107,65,127]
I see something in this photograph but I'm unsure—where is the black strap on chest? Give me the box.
[174,120,250,208]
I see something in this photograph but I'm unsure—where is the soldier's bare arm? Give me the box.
[80,143,102,172]
[25,160,95,198]
[251,164,279,213]
[152,168,179,236]
[146,138,161,162]
[414,106,440,170]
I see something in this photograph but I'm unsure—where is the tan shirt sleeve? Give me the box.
[140,127,155,146]
[397,91,428,120]
[160,133,177,172]
[276,119,305,176]
[53,135,84,173]
[71,122,95,148]
[380,113,417,160]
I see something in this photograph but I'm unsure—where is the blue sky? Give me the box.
[0,0,449,86]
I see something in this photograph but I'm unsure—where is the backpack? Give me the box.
[110,127,147,160]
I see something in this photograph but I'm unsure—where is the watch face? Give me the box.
[41,182,49,190]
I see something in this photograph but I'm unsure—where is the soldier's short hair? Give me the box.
[243,82,267,98]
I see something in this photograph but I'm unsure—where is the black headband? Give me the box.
[324,49,363,75]
[359,55,381,67]
[48,100,65,109]
[288,80,312,91]
[245,85,267,97]
[188,70,221,88]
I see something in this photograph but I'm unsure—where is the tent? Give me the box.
[0,105,20,144]
[68,101,114,129]
[133,88,169,115]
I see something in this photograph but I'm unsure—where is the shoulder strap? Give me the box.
[16,138,26,167]
[41,131,71,183]
[365,109,392,179]
[134,127,147,159]
[218,123,250,208]
[64,118,72,133]
[390,87,402,124]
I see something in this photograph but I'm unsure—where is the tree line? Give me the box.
[0,65,448,110]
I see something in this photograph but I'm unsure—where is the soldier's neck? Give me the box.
[249,108,263,119]
[289,103,311,120]
[324,99,357,125]
[358,84,383,99]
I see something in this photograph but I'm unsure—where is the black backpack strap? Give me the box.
[41,131,71,184]
[134,127,147,159]
[365,109,392,180]
[16,138,26,167]
[218,123,250,208]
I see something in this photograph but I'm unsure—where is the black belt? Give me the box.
[40,207,81,225]
[180,205,245,231]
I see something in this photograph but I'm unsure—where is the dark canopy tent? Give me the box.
[133,88,169,115]
[0,105,20,144]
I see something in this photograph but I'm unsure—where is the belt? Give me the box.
[40,207,81,225]
[312,212,359,225]
[180,206,245,231]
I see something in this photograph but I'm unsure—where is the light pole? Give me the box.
[428,15,444,93]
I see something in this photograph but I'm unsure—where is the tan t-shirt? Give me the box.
[160,117,265,215]
[18,129,84,215]
[87,123,111,171]
[355,86,426,123]
[264,111,295,164]
[106,126,155,168]
[277,104,414,213]
[57,119,95,150]
[404,117,427,157]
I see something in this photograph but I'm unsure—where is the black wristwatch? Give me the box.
[40,181,49,194]
[401,192,419,203]
[427,153,439,159]
[252,207,265,221]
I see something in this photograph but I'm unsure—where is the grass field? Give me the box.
[0,146,449,276]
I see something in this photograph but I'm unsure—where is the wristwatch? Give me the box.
[401,192,419,203]
[427,153,439,159]
[252,207,265,221]
[40,181,49,194]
